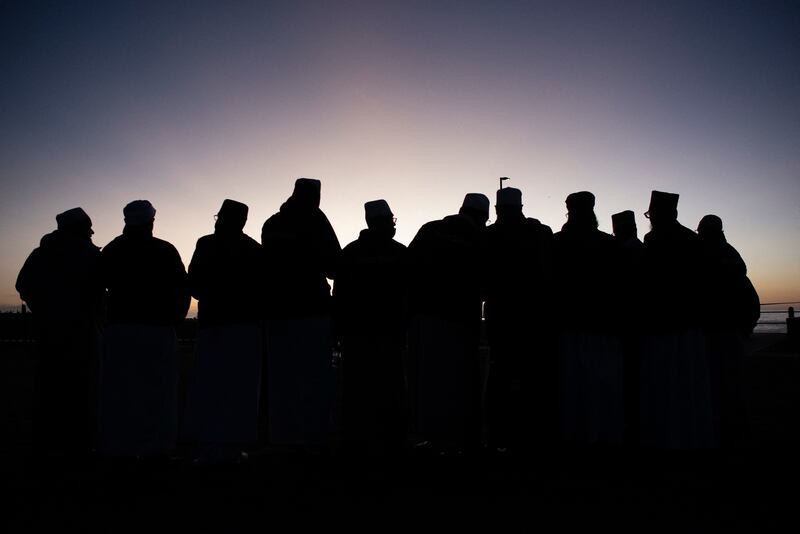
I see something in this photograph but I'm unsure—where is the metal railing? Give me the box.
[755,302,798,332]
[3,301,799,340]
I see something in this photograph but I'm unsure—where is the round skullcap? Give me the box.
[364,199,393,221]
[461,193,490,215]
[217,198,249,221]
[56,207,92,230]
[123,200,156,225]
[496,187,522,207]
[565,191,595,211]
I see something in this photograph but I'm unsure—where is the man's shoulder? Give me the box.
[389,239,408,252]
[261,211,285,229]
[525,218,553,236]
[241,233,261,249]
[101,235,125,253]
[597,229,615,243]
[149,237,183,261]
[342,238,362,255]
[411,219,443,241]
[195,234,215,247]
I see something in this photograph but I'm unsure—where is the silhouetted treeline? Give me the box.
[15,180,762,461]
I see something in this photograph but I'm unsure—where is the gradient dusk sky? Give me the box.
[1,0,798,311]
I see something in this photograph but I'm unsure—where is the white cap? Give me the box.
[123,200,156,225]
[461,193,490,215]
[364,199,393,221]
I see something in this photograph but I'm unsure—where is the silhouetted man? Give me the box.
[407,193,489,453]
[698,214,759,448]
[639,191,713,449]
[484,187,555,452]
[612,209,645,445]
[16,207,104,457]
[261,178,341,449]
[98,200,190,457]
[184,199,263,462]
[553,191,624,445]
[334,199,408,456]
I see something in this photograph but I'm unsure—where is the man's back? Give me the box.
[102,232,189,326]
[189,232,263,327]
[261,202,341,318]
[335,229,407,339]
[643,221,705,330]
[485,216,553,323]
[553,224,618,330]
[408,213,485,323]
[17,229,102,327]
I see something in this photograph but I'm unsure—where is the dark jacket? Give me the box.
[484,215,554,331]
[333,228,408,341]
[407,213,486,325]
[102,228,190,327]
[188,230,263,328]
[261,198,341,318]
[614,235,646,331]
[553,221,619,332]
[643,221,707,331]
[699,237,760,334]
[16,229,103,330]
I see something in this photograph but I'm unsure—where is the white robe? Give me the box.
[559,331,625,445]
[183,323,262,445]
[410,315,480,447]
[639,330,714,449]
[265,317,332,446]
[98,324,178,456]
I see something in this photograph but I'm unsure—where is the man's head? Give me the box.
[459,193,490,226]
[645,190,679,227]
[56,207,93,238]
[565,191,598,228]
[364,199,396,239]
[215,198,248,232]
[697,214,725,242]
[291,177,321,208]
[612,210,637,240]
[495,187,523,221]
[123,200,156,231]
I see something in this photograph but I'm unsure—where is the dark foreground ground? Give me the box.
[1,334,799,532]
[4,446,800,532]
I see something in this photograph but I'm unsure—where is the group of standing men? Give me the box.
[17,178,759,461]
